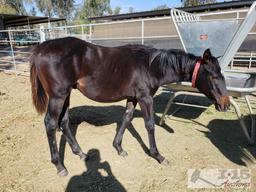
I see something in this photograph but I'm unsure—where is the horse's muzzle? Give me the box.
[215,96,230,112]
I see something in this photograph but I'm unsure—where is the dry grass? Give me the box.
[0,72,256,192]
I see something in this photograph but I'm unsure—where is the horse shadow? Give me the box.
[59,91,211,163]
[59,93,175,166]
[66,148,126,192]
[193,116,256,166]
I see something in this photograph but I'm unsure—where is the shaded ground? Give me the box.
[0,72,256,192]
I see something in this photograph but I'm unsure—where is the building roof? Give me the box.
[0,14,65,27]
[89,0,254,22]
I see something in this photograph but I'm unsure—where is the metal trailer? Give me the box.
[160,1,256,144]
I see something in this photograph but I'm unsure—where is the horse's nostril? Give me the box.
[221,96,230,106]
[218,96,230,112]
[226,101,231,111]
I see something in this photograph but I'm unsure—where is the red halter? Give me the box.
[191,58,203,88]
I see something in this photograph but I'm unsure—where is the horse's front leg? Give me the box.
[113,99,137,156]
[138,96,169,165]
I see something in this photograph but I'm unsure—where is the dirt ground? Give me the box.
[0,72,256,192]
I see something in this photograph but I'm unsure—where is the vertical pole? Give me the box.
[47,17,51,39]
[249,52,252,69]
[81,25,84,40]
[8,30,16,74]
[65,25,68,37]
[89,24,92,43]
[236,11,240,23]
[141,20,144,45]
[48,17,51,29]
[39,25,45,43]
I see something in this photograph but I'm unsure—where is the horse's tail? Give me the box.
[30,54,47,114]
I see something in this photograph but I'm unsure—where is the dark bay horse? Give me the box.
[30,37,230,176]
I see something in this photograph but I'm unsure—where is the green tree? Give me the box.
[29,6,36,16]
[34,0,74,18]
[153,4,169,10]
[74,0,111,24]
[8,0,26,14]
[0,0,26,14]
[113,6,121,15]
[181,0,216,7]
[107,6,121,15]
[52,0,75,18]
[0,4,17,14]
[82,0,111,18]
[36,0,54,17]
[128,7,134,13]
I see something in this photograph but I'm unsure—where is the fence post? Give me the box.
[65,26,68,37]
[141,20,144,45]
[8,30,17,74]
[230,58,234,69]
[249,52,253,69]
[81,25,84,40]
[236,11,240,22]
[89,24,92,43]
[39,25,45,43]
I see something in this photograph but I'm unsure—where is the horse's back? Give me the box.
[76,43,156,102]
[31,37,155,101]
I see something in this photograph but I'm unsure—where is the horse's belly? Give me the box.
[76,77,129,103]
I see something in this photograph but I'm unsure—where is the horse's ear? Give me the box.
[203,49,212,61]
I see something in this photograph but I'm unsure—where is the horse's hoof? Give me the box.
[161,158,169,166]
[119,150,128,157]
[58,169,68,177]
[80,153,89,161]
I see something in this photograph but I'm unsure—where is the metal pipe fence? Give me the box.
[230,52,256,69]
[0,8,255,75]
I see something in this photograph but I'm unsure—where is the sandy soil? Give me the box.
[0,72,256,192]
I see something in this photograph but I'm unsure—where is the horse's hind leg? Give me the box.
[113,99,137,156]
[44,96,68,176]
[60,95,87,160]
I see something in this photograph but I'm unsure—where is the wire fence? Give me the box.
[0,8,255,75]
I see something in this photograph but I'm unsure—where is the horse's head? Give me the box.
[195,49,230,111]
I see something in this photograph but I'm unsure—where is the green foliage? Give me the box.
[153,4,169,10]
[108,6,121,15]
[73,0,112,24]
[36,0,53,17]
[0,0,26,14]
[52,0,75,18]
[128,7,134,13]
[181,0,216,7]
[113,6,121,15]
[35,0,75,18]
[83,0,111,17]
[29,6,36,16]
[7,0,26,14]
[0,4,17,14]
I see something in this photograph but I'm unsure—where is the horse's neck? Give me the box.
[159,54,198,85]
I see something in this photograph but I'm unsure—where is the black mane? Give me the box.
[149,48,199,82]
